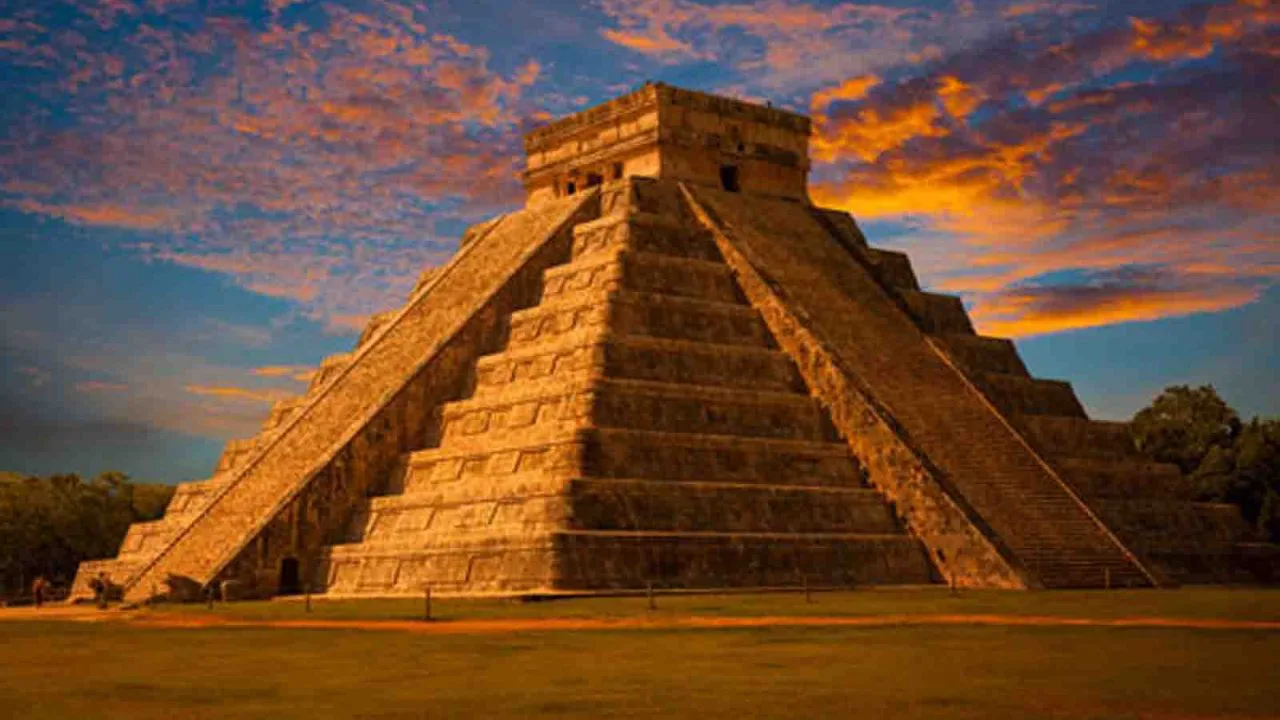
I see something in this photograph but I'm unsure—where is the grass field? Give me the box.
[2,589,1278,719]
[154,586,1280,623]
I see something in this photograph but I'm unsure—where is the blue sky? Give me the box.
[1,0,1276,481]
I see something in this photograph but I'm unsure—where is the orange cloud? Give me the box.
[808,0,1278,337]
[250,365,314,382]
[971,277,1262,338]
[810,75,880,113]
[600,28,697,56]
[184,384,292,404]
[2,2,537,332]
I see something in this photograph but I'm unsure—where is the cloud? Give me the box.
[184,384,292,404]
[809,0,1279,337]
[2,1,537,330]
[250,365,314,382]
[971,268,1266,337]
[595,0,958,90]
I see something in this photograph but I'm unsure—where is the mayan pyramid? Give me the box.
[74,84,1277,602]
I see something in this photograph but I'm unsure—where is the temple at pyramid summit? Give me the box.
[74,84,1278,602]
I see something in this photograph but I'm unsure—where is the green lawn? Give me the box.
[155,586,1280,623]
[2,619,1277,719]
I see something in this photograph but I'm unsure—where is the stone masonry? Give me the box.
[73,84,1277,601]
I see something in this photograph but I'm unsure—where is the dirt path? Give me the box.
[5,606,1276,633]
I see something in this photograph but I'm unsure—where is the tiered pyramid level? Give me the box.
[320,182,934,595]
[815,211,1271,586]
[73,84,1276,602]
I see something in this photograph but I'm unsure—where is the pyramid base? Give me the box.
[318,531,937,597]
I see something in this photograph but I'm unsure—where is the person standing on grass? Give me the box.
[32,576,47,609]
[91,571,109,609]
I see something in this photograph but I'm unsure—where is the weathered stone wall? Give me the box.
[117,190,600,603]
[682,182,1160,589]
[319,178,934,596]
[523,83,811,205]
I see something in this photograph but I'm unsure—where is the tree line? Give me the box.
[0,384,1273,601]
[1131,385,1280,543]
[0,471,173,599]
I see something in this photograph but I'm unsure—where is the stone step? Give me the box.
[810,209,870,250]
[438,378,835,447]
[1094,500,1252,547]
[474,334,804,396]
[571,211,721,262]
[116,519,179,562]
[263,396,307,433]
[356,310,397,348]
[215,436,272,474]
[897,290,975,335]
[114,189,600,603]
[933,333,1029,377]
[1051,456,1188,499]
[589,378,835,441]
[69,558,143,600]
[397,430,868,495]
[321,540,558,596]
[972,372,1086,418]
[542,250,741,304]
[565,478,905,534]
[308,352,353,391]
[553,530,935,589]
[597,336,804,393]
[508,291,773,349]
[1014,415,1138,460]
[474,333,600,393]
[583,428,867,488]
[322,530,934,595]
[864,248,920,291]
[345,480,906,550]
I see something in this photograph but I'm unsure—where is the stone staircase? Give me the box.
[75,191,598,603]
[318,180,934,596]
[687,184,1157,589]
[828,208,1275,586]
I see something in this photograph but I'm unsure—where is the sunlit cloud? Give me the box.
[250,365,314,382]
[809,0,1279,337]
[184,384,292,404]
[2,0,539,331]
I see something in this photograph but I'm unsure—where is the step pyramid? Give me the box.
[319,181,934,596]
[73,83,1276,602]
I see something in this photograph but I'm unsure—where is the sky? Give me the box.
[0,0,1276,482]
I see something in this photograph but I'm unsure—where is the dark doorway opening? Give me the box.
[566,181,576,196]
[612,162,624,179]
[720,165,740,192]
[586,172,603,188]
[278,557,301,595]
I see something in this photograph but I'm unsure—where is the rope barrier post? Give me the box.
[423,585,432,622]
[1104,568,1111,590]
[804,575,813,604]
[305,584,313,613]
[647,582,656,611]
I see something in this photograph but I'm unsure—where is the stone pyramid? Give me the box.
[74,84,1276,602]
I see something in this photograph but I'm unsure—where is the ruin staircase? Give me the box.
[103,191,600,603]
[319,179,934,595]
[684,183,1162,589]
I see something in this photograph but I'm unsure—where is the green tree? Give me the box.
[1132,387,1280,543]
[1131,385,1241,475]
[0,471,175,599]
